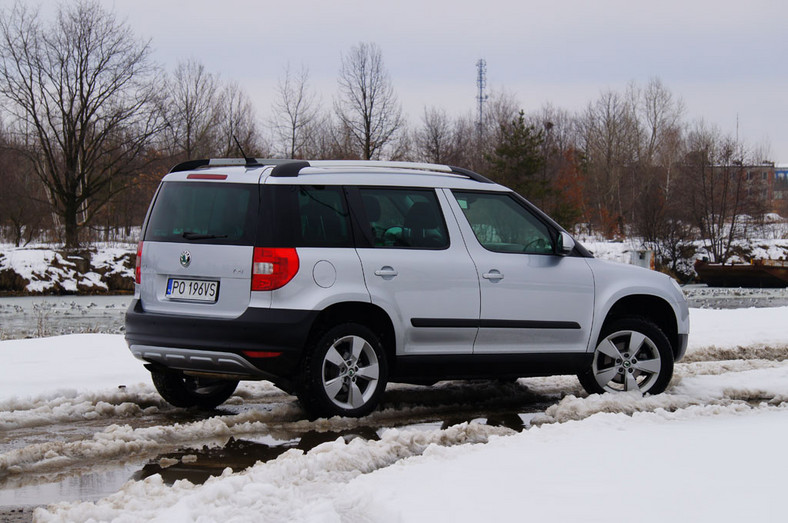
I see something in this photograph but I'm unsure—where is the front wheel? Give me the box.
[299,323,388,418]
[150,369,238,409]
[578,317,673,395]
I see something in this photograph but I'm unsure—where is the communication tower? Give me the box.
[476,59,488,140]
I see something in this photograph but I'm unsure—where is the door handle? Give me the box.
[374,266,398,278]
[482,270,504,281]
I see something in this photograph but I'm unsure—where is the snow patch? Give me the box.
[0,402,308,480]
[532,364,788,425]
[682,344,788,363]
[0,385,165,430]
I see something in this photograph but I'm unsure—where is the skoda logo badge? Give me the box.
[180,251,191,268]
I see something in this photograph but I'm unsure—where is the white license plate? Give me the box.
[166,278,219,302]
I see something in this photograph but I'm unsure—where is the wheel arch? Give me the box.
[308,301,396,365]
[601,294,680,359]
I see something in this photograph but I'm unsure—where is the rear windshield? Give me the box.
[144,181,258,245]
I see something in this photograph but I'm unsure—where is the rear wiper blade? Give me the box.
[182,232,228,240]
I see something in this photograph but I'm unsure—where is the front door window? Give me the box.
[453,191,553,254]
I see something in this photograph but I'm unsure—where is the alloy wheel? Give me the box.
[591,329,663,393]
[320,334,381,410]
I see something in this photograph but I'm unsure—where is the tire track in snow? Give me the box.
[32,422,514,523]
[3,348,786,491]
[0,380,546,487]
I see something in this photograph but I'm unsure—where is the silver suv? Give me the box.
[125,159,689,417]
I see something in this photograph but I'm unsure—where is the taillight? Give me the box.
[135,241,143,284]
[251,248,299,291]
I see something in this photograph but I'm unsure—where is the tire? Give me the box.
[578,317,674,395]
[150,369,238,409]
[298,323,388,418]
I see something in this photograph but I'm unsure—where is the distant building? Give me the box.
[745,163,775,202]
[775,164,788,204]
[694,161,786,217]
[764,164,788,216]
[737,163,787,216]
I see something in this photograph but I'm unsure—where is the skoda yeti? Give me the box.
[125,159,689,418]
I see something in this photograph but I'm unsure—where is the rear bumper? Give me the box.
[124,299,318,385]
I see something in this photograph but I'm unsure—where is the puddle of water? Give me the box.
[130,428,382,485]
[131,437,298,486]
[0,462,144,507]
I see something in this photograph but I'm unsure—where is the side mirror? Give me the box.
[557,231,575,256]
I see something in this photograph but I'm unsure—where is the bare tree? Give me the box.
[483,89,520,147]
[578,89,639,236]
[528,103,579,159]
[449,114,483,171]
[0,0,163,248]
[326,117,363,160]
[0,129,51,245]
[217,80,266,157]
[625,80,693,272]
[162,58,220,160]
[386,120,414,161]
[682,122,762,263]
[335,42,402,160]
[636,78,685,170]
[415,107,453,163]
[271,64,320,159]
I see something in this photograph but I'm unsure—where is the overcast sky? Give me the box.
[99,1,787,162]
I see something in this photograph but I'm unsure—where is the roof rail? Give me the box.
[447,165,494,184]
[269,160,495,183]
[168,158,293,173]
[270,161,311,177]
[307,160,454,173]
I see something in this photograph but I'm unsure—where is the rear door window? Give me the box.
[144,182,258,245]
[357,188,449,249]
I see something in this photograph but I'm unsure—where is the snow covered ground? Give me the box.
[0,244,135,295]
[1,306,787,521]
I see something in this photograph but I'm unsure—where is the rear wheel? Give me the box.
[578,317,673,395]
[299,323,388,418]
[150,369,238,409]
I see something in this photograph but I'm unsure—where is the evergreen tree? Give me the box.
[487,111,547,201]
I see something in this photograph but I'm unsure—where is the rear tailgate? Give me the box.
[138,175,265,318]
[139,242,258,317]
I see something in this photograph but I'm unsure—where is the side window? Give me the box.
[453,191,554,254]
[297,186,351,247]
[358,188,449,249]
[269,186,352,247]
